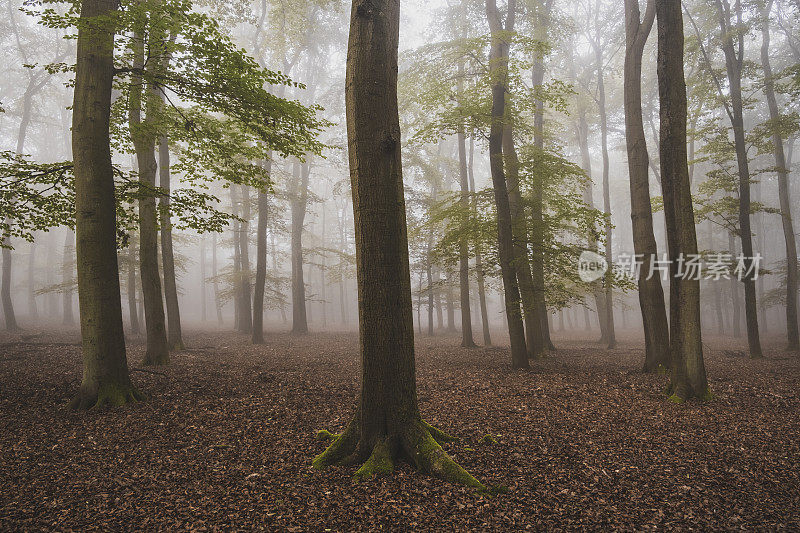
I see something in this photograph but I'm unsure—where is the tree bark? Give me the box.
[1,232,18,331]
[62,229,75,325]
[715,0,763,359]
[468,135,492,346]
[27,242,37,319]
[253,157,272,344]
[486,0,529,369]
[238,184,253,334]
[70,0,141,408]
[291,160,310,334]
[129,25,169,366]
[760,0,798,350]
[656,0,709,401]
[127,243,139,335]
[314,0,483,489]
[159,136,183,350]
[212,232,223,326]
[624,0,670,371]
[456,101,476,347]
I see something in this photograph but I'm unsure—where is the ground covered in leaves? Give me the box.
[1,326,798,530]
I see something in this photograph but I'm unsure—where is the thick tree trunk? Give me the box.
[70,0,141,408]
[467,136,492,346]
[624,0,670,371]
[595,42,617,350]
[62,229,75,325]
[129,27,169,366]
[252,158,272,344]
[159,136,183,350]
[291,161,310,334]
[760,0,798,350]
[656,0,709,401]
[486,0,529,369]
[314,0,483,489]
[715,0,762,359]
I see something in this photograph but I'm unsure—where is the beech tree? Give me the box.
[656,0,709,402]
[313,0,483,488]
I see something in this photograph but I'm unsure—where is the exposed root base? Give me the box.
[313,419,484,490]
[169,340,185,352]
[666,382,713,403]
[142,352,170,367]
[316,429,340,442]
[68,383,146,410]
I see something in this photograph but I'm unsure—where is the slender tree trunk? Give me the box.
[129,25,169,366]
[624,0,670,371]
[238,184,253,334]
[486,0,529,369]
[594,39,617,349]
[27,241,37,319]
[456,88,476,346]
[291,160,310,334]
[468,136,492,346]
[728,231,742,337]
[159,136,183,350]
[715,0,762,359]
[127,244,139,334]
[212,232,223,326]
[1,232,18,331]
[69,0,141,408]
[314,0,482,488]
[445,272,456,333]
[760,0,798,350]
[656,0,709,401]
[231,189,241,331]
[200,235,207,322]
[62,229,75,325]
[252,157,272,344]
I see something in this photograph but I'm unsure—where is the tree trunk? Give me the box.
[314,0,483,489]
[238,184,253,334]
[27,241,38,319]
[159,136,183,350]
[69,0,141,408]
[715,0,762,359]
[1,232,18,331]
[760,0,798,350]
[200,235,207,322]
[252,158,272,344]
[656,0,709,401]
[468,135,492,345]
[485,0,529,369]
[127,244,139,334]
[291,160,310,334]
[624,0,670,371]
[62,229,75,325]
[594,39,617,349]
[456,98,476,346]
[129,26,169,366]
[212,232,223,326]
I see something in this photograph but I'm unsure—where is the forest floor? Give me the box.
[0,326,798,531]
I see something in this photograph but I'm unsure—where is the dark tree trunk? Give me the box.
[238,184,253,334]
[624,0,670,371]
[1,232,18,331]
[212,232,223,326]
[252,158,272,344]
[69,0,141,408]
[760,0,798,350]
[291,160,310,334]
[486,0,529,369]
[62,229,75,325]
[129,26,169,366]
[715,0,762,359]
[27,242,38,319]
[159,136,183,350]
[200,236,207,322]
[656,0,709,401]
[314,0,482,489]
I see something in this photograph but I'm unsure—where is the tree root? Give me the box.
[313,419,485,491]
[68,382,146,410]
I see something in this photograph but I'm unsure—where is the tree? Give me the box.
[714,0,763,359]
[656,0,709,402]
[69,0,142,408]
[313,0,483,488]
[624,0,670,371]
[456,63,476,348]
[486,0,529,369]
[159,135,184,350]
[760,0,798,351]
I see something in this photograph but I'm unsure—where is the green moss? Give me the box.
[667,393,685,404]
[422,420,459,443]
[698,388,715,402]
[68,381,145,410]
[315,429,340,442]
[478,434,497,445]
[406,423,485,491]
[353,440,393,480]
